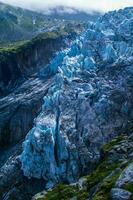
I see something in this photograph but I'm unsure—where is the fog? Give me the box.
[1,0,133,12]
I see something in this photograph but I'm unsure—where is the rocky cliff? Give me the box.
[0,30,74,97]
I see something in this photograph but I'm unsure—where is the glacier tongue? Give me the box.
[20,7,133,188]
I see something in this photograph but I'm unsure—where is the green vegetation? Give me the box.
[123,182,133,193]
[77,191,89,200]
[92,171,121,200]
[41,184,78,200]
[0,40,28,53]
[0,28,68,61]
[102,135,125,153]
[35,158,120,200]
[86,161,119,190]
[87,135,132,200]
[36,184,88,200]
[0,28,68,80]
[86,135,126,191]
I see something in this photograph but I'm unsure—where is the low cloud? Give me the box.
[1,0,133,12]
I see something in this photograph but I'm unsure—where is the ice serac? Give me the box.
[20,7,133,188]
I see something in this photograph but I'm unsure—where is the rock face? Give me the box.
[20,6,133,189]
[0,77,53,147]
[0,151,22,199]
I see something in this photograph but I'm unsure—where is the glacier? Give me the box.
[20,7,133,189]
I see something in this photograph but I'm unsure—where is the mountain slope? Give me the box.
[0,2,64,43]
[0,2,100,44]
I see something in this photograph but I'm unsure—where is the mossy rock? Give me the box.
[36,184,89,200]
[36,184,78,200]
[86,134,132,200]
[77,191,89,200]
[102,135,126,153]
[92,172,121,200]
[91,160,132,200]
[86,160,119,190]
[123,182,133,193]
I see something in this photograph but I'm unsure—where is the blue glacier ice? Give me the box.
[20,7,133,189]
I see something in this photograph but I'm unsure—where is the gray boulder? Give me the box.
[111,188,132,200]
[116,163,133,188]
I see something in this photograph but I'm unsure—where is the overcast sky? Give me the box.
[1,0,133,12]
